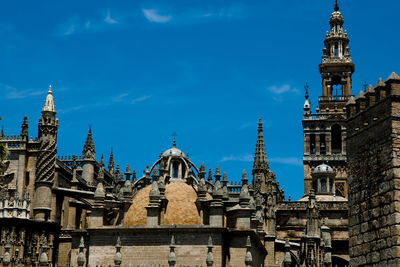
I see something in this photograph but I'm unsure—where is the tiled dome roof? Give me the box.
[124,182,208,226]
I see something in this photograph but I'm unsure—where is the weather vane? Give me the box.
[304,83,310,100]
[334,0,339,11]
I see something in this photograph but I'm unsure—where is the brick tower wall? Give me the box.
[346,76,400,266]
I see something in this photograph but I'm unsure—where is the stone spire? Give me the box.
[253,118,268,172]
[212,167,223,199]
[239,177,251,208]
[198,163,207,199]
[100,153,105,167]
[222,172,229,200]
[83,127,95,160]
[42,85,55,112]
[207,168,213,183]
[252,118,269,194]
[21,116,28,139]
[241,169,248,185]
[108,148,115,173]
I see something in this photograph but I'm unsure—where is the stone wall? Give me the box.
[70,228,266,266]
[346,75,400,266]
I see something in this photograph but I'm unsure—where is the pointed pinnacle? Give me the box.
[200,162,205,173]
[208,235,213,248]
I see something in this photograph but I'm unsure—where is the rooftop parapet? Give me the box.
[346,72,400,119]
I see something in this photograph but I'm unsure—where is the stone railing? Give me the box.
[278,201,348,211]
[303,154,346,162]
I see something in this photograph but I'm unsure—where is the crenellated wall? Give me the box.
[346,73,400,266]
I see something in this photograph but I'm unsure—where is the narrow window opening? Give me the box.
[331,124,342,154]
[172,162,179,178]
[310,134,316,154]
[334,42,339,56]
[321,179,327,193]
[320,134,326,155]
[25,171,30,186]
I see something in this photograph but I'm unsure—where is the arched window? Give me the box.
[331,124,342,153]
[172,162,179,178]
[321,178,327,193]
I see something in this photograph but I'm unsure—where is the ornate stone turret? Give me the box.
[82,127,95,184]
[319,0,354,102]
[34,85,58,221]
[311,164,336,195]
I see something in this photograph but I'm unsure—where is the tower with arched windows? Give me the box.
[302,2,352,198]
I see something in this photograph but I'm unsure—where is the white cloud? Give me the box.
[269,157,303,166]
[84,21,91,30]
[221,154,253,162]
[112,93,129,103]
[57,105,85,114]
[1,84,43,99]
[63,24,76,36]
[267,84,299,95]
[131,95,152,104]
[142,9,172,23]
[105,10,118,24]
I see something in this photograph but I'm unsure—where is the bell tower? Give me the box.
[302,1,352,198]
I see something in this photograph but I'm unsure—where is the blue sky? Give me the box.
[1,0,399,200]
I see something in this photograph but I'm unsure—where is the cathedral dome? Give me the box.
[124,182,203,226]
[162,140,186,158]
[312,164,334,173]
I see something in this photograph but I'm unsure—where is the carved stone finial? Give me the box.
[77,236,85,267]
[244,236,252,267]
[168,235,176,267]
[114,236,122,267]
[206,235,214,267]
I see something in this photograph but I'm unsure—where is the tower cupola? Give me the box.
[319,0,354,102]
